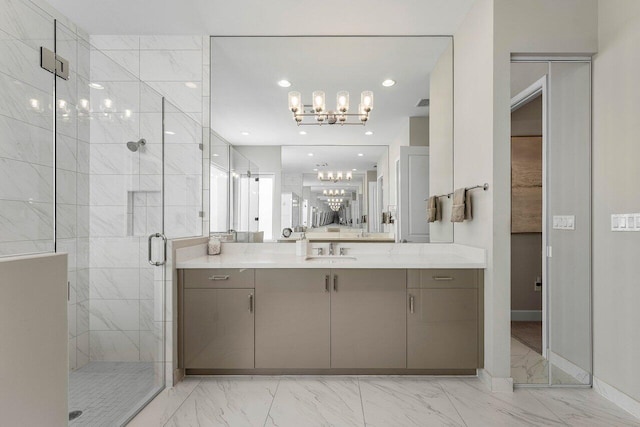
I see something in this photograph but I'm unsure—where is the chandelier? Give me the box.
[327,199,343,212]
[323,189,345,196]
[318,171,352,182]
[288,90,373,126]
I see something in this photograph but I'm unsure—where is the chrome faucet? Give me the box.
[329,242,335,256]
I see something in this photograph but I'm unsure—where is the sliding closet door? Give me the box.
[547,61,591,385]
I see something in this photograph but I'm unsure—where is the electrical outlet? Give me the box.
[534,276,542,292]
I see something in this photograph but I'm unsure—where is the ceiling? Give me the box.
[281,146,386,174]
[211,36,451,146]
[45,0,474,36]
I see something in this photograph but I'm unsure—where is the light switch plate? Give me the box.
[553,215,575,230]
[611,213,640,231]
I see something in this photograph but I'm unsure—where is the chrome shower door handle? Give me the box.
[148,233,167,266]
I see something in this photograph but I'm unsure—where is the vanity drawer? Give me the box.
[184,268,255,289]
[407,269,478,289]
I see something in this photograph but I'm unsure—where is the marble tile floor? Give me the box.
[69,362,161,426]
[511,337,585,386]
[128,375,640,427]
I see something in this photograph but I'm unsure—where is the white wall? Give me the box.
[593,0,640,406]
[429,42,454,242]
[453,0,597,388]
[453,0,500,385]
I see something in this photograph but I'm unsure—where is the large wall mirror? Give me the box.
[209,36,454,243]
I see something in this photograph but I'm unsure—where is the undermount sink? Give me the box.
[304,256,358,264]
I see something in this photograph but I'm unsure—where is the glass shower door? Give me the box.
[66,32,167,425]
[0,0,55,257]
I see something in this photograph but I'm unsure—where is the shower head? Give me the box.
[126,138,146,152]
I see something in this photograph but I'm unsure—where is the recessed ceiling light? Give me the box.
[299,131,307,135]
[313,168,318,172]
[308,153,314,157]
[88,83,104,90]
[185,82,197,89]
[382,79,396,87]
[164,131,175,135]
[278,80,292,88]
[352,168,357,171]
[365,131,374,136]
[357,153,364,157]
[241,131,250,136]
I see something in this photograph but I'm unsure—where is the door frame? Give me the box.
[510,76,549,359]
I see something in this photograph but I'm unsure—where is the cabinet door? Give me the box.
[407,288,478,369]
[255,269,330,368]
[331,269,407,368]
[183,289,254,369]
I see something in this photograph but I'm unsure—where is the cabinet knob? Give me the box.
[209,275,230,281]
[325,275,330,292]
[333,275,338,292]
[409,294,415,314]
[248,294,254,313]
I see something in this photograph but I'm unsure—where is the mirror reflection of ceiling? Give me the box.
[282,145,386,193]
[211,37,451,147]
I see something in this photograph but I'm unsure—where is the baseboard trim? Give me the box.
[511,310,542,321]
[478,369,513,393]
[594,377,640,420]
[548,351,590,384]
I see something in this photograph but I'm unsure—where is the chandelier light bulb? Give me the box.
[346,171,353,180]
[361,91,373,112]
[288,91,301,113]
[312,91,325,113]
[337,171,343,180]
[337,91,349,113]
[318,172,324,180]
[328,171,334,180]
[341,189,345,195]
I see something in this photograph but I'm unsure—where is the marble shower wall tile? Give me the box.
[90,35,139,51]
[0,0,54,52]
[0,201,52,244]
[0,158,52,203]
[140,50,202,82]
[0,115,53,166]
[89,237,140,268]
[90,330,139,362]
[90,299,140,331]
[140,36,202,51]
[90,268,139,299]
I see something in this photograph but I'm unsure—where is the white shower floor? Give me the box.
[68,362,161,426]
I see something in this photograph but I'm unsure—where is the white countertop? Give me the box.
[175,243,486,269]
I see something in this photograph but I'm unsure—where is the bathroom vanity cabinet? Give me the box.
[182,269,255,369]
[180,267,483,374]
